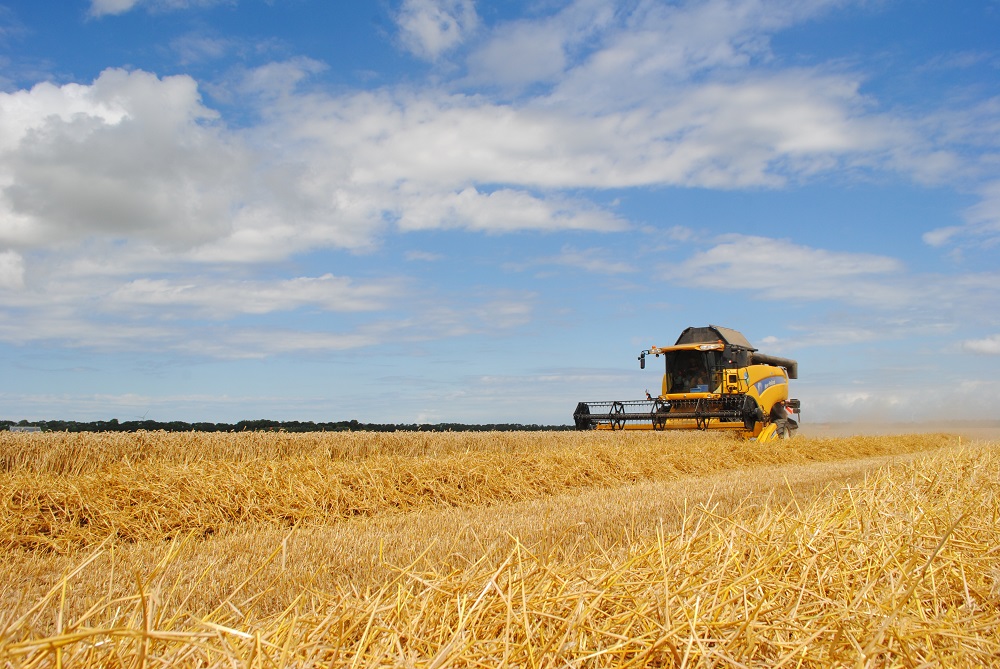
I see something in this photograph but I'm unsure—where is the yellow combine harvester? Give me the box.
[574,325,800,440]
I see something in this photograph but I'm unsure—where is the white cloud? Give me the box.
[799,375,1000,423]
[0,273,403,355]
[474,297,533,330]
[236,58,327,99]
[0,68,243,250]
[89,0,140,16]
[0,66,386,266]
[663,235,911,307]
[535,246,635,275]
[187,327,386,357]
[0,62,906,271]
[49,5,993,262]
[0,241,550,354]
[528,0,846,105]
[665,226,696,242]
[109,274,399,317]
[925,180,1000,249]
[0,307,175,349]
[285,72,892,197]
[88,0,229,17]
[758,327,881,351]
[963,335,1000,355]
[171,33,233,64]
[922,225,961,248]
[395,187,625,233]
[468,22,569,88]
[0,249,24,288]
[396,0,478,61]
[405,250,443,261]
[466,0,615,89]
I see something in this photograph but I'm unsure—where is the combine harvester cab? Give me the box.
[574,325,800,440]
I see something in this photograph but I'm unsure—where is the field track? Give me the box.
[1,430,997,667]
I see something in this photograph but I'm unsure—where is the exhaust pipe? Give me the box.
[752,353,798,379]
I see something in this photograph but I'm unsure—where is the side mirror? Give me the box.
[639,353,645,369]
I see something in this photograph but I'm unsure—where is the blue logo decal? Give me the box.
[753,375,786,394]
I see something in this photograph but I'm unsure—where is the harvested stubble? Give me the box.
[0,448,940,632]
[0,430,556,476]
[2,431,954,552]
[1,442,998,668]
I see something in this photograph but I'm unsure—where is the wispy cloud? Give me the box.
[466,0,614,90]
[532,246,635,275]
[0,250,24,288]
[396,0,478,61]
[88,0,230,18]
[472,293,536,330]
[109,274,400,317]
[662,235,910,307]
[395,187,626,233]
[405,250,443,262]
[170,32,235,65]
[88,0,141,16]
[924,180,1000,249]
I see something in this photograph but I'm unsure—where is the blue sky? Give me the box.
[0,0,998,425]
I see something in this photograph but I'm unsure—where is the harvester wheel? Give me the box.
[776,417,798,439]
[741,396,762,432]
[757,423,779,441]
[768,418,797,439]
[768,403,798,439]
[610,401,626,430]
[652,401,670,430]
[573,402,594,430]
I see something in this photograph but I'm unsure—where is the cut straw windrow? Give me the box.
[1,432,996,667]
[1,431,955,552]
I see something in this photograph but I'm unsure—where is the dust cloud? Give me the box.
[800,421,1000,441]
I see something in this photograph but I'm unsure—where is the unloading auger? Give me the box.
[573,325,800,440]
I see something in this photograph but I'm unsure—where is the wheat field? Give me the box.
[1,429,997,667]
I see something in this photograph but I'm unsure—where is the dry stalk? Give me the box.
[1,440,996,667]
[1,432,955,552]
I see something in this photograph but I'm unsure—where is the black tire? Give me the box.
[773,417,797,439]
[742,396,762,432]
[768,401,798,439]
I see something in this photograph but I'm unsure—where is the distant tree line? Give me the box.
[1,418,573,433]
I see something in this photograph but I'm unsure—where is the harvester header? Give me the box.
[575,325,800,440]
